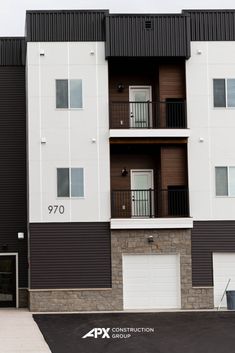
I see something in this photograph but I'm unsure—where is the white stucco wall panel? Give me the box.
[187,41,235,220]
[27,42,110,223]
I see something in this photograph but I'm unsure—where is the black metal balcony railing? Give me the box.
[111,188,189,218]
[110,100,187,129]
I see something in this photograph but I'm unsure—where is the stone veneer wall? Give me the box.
[19,288,28,308]
[29,229,213,311]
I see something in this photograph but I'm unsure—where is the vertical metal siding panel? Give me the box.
[26,11,107,42]
[0,38,25,66]
[30,223,111,289]
[192,221,235,287]
[105,15,189,57]
[0,67,27,287]
[184,10,235,41]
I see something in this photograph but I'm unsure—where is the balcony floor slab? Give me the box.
[110,217,193,229]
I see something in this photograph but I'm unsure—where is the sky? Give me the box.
[1,0,235,36]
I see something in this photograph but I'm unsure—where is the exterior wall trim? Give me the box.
[111,218,193,229]
[109,129,190,138]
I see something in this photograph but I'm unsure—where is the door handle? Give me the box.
[130,112,134,118]
[132,196,135,201]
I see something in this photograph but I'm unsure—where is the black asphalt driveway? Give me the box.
[34,312,235,353]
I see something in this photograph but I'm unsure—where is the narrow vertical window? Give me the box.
[57,168,69,197]
[213,79,226,107]
[56,80,68,108]
[229,167,235,196]
[227,79,235,107]
[215,167,228,196]
[70,80,83,108]
[71,168,84,197]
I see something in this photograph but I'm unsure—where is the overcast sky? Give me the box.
[1,0,235,36]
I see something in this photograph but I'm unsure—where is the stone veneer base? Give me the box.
[29,229,214,311]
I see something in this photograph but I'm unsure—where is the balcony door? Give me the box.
[0,254,17,307]
[129,86,152,128]
[131,170,154,217]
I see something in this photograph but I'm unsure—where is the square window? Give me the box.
[57,168,84,198]
[213,78,235,108]
[56,79,83,109]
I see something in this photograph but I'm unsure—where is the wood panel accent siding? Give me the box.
[0,66,27,287]
[109,60,157,103]
[30,223,111,289]
[160,145,187,189]
[192,221,235,287]
[159,64,186,100]
[111,152,158,190]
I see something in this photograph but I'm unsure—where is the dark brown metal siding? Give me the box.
[192,221,235,286]
[30,223,111,289]
[105,15,191,58]
[0,66,27,287]
[183,10,235,41]
[26,11,108,42]
[0,38,26,66]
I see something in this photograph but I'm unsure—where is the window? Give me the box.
[213,79,235,107]
[215,167,235,196]
[56,79,83,109]
[57,168,84,197]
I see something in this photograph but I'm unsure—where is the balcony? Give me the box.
[110,100,187,129]
[111,188,189,218]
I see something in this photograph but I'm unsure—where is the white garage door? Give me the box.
[213,253,235,308]
[123,254,181,309]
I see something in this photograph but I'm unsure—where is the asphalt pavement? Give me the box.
[33,311,235,353]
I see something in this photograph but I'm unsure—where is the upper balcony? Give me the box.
[109,59,189,139]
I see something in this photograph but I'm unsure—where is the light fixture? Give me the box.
[18,232,24,240]
[117,83,124,92]
[148,235,154,243]
[196,49,202,55]
[39,49,45,56]
[121,167,128,177]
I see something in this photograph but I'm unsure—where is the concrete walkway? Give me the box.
[0,309,52,353]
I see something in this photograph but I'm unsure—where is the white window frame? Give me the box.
[55,79,83,110]
[57,167,85,199]
[213,78,235,109]
[215,166,235,197]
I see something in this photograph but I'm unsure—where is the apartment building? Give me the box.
[0,9,235,311]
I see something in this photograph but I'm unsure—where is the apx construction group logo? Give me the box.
[82,327,155,339]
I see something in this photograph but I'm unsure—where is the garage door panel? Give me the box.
[123,254,181,309]
[213,253,235,308]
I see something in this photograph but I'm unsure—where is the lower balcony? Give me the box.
[111,188,189,218]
